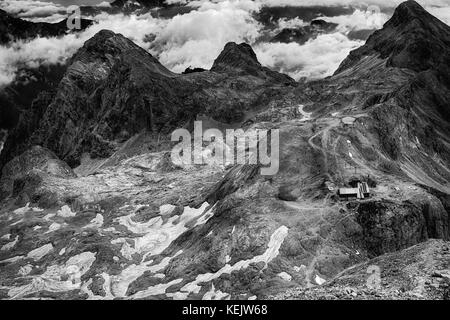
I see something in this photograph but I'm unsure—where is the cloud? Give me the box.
[256,0,450,8]
[154,0,262,72]
[96,1,112,7]
[427,6,450,25]
[0,12,164,87]
[321,8,390,32]
[0,0,65,17]
[275,17,308,30]
[255,32,363,80]
[0,35,81,87]
[0,0,264,82]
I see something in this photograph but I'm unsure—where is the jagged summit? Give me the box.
[211,42,294,83]
[211,42,261,73]
[68,29,175,79]
[70,29,138,62]
[389,0,430,25]
[385,0,450,34]
[335,0,450,74]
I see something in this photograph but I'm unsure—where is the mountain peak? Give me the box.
[387,0,444,29]
[334,0,450,74]
[392,0,426,20]
[69,30,141,65]
[67,29,175,84]
[210,42,294,83]
[211,42,261,73]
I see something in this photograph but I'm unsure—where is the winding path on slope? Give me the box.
[307,113,369,181]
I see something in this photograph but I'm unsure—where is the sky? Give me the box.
[1,0,449,87]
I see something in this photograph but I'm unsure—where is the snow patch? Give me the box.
[0,256,24,264]
[27,243,53,261]
[1,233,10,240]
[298,105,312,122]
[7,252,96,299]
[1,235,19,251]
[159,204,176,216]
[315,275,326,285]
[18,264,33,276]
[57,205,76,218]
[202,283,230,300]
[277,272,292,281]
[177,226,289,299]
[111,250,183,298]
[13,203,31,215]
[130,278,183,299]
[114,202,214,260]
[45,222,62,234]
[84,214,104,229]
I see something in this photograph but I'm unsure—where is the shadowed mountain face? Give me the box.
[0,1,449,301]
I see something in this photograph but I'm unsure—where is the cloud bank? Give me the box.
[256,33,363,80]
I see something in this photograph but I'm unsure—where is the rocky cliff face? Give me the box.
[0,1,449,300]
[356,198,449,257]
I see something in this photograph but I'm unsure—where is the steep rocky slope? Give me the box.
[0,1,449,300]
[272,239,450,300]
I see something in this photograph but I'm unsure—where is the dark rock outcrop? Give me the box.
[211,42,294,83]
[0,146,75,200]
[356,197,449,257]
[182,67,207,74]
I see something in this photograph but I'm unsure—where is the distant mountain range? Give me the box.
[0,9,92,45]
